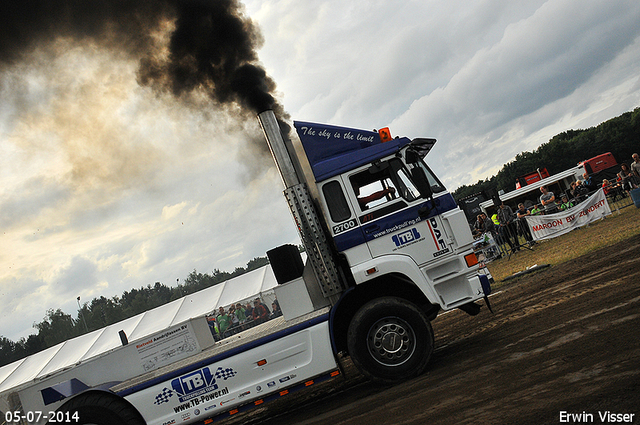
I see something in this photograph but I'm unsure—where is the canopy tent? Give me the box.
[0,263,279,396]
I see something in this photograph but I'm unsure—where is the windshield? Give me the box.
[349,158,444,212]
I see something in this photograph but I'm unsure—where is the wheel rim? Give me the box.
[367,316,416,366]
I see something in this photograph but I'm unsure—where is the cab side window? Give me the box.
[350,166,399,211]
[322,180,352,223]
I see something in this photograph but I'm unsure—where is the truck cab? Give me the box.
[276,120,491,382]
[295,121,487,311]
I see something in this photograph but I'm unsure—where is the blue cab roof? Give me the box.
[294,121,412,182]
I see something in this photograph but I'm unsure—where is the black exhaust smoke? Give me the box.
[0,0,288,121]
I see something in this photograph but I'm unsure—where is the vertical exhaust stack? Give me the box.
[257,110,300,189]
[257,110,345,302]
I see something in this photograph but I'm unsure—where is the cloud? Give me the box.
[55,257,100,297]
[386,0,640,186]
[161,201,189,220]
[251,0,544,125]
[0,256,97,339]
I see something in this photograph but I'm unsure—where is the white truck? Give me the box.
[0,110,491,425]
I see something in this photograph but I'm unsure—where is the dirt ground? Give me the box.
[224,234,640,425]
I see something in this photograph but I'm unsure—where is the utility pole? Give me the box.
[77,296,89,333]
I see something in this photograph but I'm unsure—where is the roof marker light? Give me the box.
[379,127,392,142]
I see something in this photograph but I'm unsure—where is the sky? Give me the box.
[1,0,640,342]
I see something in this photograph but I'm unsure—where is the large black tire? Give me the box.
[54,392,146,425]
[347,297,434,383]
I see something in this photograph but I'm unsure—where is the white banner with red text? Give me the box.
[525,188,611,241]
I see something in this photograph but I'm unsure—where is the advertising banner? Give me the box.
[136,323,200,372]
[526,188,611,241]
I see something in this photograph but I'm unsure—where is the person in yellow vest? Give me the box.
[530,204,543,215]
[490,212,505,250]
[559,195,574,211]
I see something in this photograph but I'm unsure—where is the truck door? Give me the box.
[348,158,452,266]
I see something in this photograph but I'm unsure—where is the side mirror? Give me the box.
[405,149,420,164]
[411,167,433,200]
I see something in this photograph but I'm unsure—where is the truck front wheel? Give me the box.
[347,297,434,383]
[55,392,145,425]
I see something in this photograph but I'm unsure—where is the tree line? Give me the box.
[0,256,270,368]
[453,107,640,201]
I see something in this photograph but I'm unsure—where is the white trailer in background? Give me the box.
[479,165,585,216]
[1,111,491,425]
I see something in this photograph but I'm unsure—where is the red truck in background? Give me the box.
[580,152,618,174]
[515,168,551,189]
[514,153,618,190]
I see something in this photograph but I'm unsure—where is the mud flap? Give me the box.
[483,295,494,314]
[479,275,494,314]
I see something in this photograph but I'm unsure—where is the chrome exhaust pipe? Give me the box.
[257,110,300,189]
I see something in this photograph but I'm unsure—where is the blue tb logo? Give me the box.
[392,228,421,247]
[171,367,217,396]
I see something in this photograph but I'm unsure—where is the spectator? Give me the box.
[539,186,558,214]
[573,180,590,203]
[207,315,221,342]
[582,172,596,192]
[516,203,534,246]
[474,212,497,247]
[619,163,637,194]
[569,182,577,199]
[259,298,271,316]
[228,305,239,334]
[603,178,624,201]
[489,212,502,244]
[559,195,574,211]
[271,299,282,319]
[530,204,544,215]
[602,179,612,196]
[244,302,255,328]
[481,213,495,235]
[235,303,246,323]
[497,201,519,253]
[631,153,640,180]
[252,299,269,325]
[473,214,485,238]
[216,307,230,337]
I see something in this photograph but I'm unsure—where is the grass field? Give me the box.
[485,202,640,284]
